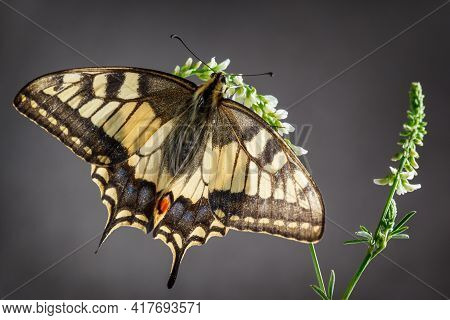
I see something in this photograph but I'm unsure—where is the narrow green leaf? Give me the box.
[393,211,416,232]
[344,239,369,245]
[391,234,410,240]
[359,225,370,233]
[355,231,372,240]
[310,285,328,300]
[327,270,335,299]
[390,226,409,236]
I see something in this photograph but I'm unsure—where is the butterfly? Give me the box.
[13,66,325,288]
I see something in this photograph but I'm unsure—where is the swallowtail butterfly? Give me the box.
[13,66,325,288]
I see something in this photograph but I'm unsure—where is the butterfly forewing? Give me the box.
[14,67,196,165]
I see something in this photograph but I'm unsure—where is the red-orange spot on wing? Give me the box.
[158,195,171,214]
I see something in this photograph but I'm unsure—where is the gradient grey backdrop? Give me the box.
[1,0,449,299]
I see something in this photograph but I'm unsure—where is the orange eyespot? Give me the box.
[158,195,171,214]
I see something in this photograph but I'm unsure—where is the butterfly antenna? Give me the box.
[170,34,215,72]
[236,72,274,77]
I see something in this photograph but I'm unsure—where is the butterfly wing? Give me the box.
[91,163,156,245]
[153,196,227,288]
[14,67,196,165]
[208,99,325,242]
[91,116,184,246]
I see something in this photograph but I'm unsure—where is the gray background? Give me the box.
[0,0,449,299]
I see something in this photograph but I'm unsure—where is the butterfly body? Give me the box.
[164,73,224,176]
[13,67,324,288]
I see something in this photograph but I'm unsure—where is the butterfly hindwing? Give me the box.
[153,196,227,288]
[208,100,325,242]
[91,163,156,246]
[91,116,183,246]
[14,67,196,165]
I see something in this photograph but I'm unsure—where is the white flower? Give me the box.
[207,57,217,68]
[233,76,243,85]
[275,109,288,120]
[375,166,422,194]
[185,57,193,68]
[264,104,276,113]
[194,61,202,69]
[244,91,258,108]
[174,65,180,74]
[264,95,278,112]
[183,69,193,77]
[253,106,263,117]
[396,183,407,195]
[224,85,235,98]
[400,171,414,180]
[291,144,308,156]
[373,177,391,186]
[284,122,295,132]
[278,122,295,135]
[404,182,421,193]
[232,95,244,105]
[217,59,230,71]
[232,87,246,104]
[232,94,244,104]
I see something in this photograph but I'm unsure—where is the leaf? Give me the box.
[391,234,410,240]
[344,239,369,245]
[327,270,335,299]
[390,226,409,236]
[355,231,372,240]
[392,211,416,232]
[359,225,370,233]
[310,285,328,300]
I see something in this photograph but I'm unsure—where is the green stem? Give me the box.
[342,251,372,299]
[309,243,326,293]
[373,156,407,240]
[342,157,407,299]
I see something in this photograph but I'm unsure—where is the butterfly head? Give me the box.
[208,71,226,91]
[194,72,226,107]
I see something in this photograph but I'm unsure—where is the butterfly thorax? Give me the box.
[165,73,225,176]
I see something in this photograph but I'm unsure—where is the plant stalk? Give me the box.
[342,157,407,299]
[309,243,326,293]
[373,157,407,239]
[341,251,372,299]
